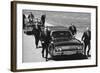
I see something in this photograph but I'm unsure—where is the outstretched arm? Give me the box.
[81,32,85,41]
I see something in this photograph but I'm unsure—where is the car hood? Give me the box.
[52,38,82,46]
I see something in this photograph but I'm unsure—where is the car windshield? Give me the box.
[52,31,72,38]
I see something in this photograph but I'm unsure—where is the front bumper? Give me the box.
[53,46,83,56]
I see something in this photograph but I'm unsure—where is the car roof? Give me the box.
[46,26,72,36]
[47,26,69,31]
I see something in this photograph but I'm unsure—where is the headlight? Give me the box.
[58,47,62,51]
[51,41,54,44]
[77,46,82,49]
[55,47,62,52]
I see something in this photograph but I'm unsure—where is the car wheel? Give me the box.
[48,44,54,57]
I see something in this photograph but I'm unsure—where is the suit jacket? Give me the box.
[82,30,91,43]
[32,24,41,37]
[40,30,51,44]
[41,15,46,26]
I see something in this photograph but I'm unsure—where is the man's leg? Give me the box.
[34,35,38,48]
[45,44,49,61]
[87,42,91,57]
[37,37,40,47]
[41,43,45,58]
[36,39,39,48]
[84,42,87,55]
[35,33,40,48]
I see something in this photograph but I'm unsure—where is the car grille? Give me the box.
[61,46,81,51]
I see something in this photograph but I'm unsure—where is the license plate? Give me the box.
[63,51,76,55]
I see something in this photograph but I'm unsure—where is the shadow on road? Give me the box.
[24,31,34,35]
[48,54,88,61]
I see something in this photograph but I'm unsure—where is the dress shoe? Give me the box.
[45,58,48,61]
[36,46,38,48]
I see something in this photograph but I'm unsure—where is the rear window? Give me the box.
[52,31,72,38]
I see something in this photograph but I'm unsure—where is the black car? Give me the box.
[47,26,83,57]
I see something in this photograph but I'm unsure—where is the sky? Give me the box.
[23,9,91,32]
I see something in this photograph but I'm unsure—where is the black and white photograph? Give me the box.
[11,1,97,71]
[22,10,91,62]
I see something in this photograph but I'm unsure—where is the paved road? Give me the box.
[22,31,47,62]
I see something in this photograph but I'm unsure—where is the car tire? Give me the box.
[48,44,54,57]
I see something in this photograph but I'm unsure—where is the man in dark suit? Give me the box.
[28,12,34,24]
[40,27,51,61]
[69,24,77,35]
[33,19,41,48]
[81,27,91,57]
[40,27,46,57]
[41,14,46,27]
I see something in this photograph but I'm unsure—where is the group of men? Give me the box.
[33,16,51,61]
[23,12,91,61]
[69,24,91,57]
[23,12,50,61]
[23,12,46,29]
[40,24,91,61]
[40,23,91,61]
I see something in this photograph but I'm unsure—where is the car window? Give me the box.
[52,31,72,38]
